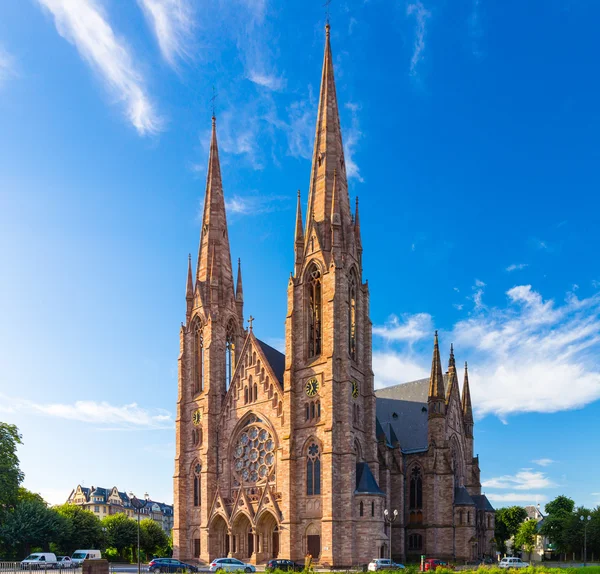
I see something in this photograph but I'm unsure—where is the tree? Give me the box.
[545,495,575,516]
[514,519,538,561]
[54,504,104,555]
[0,422,25,510]
[102,513,137,560]
[0,498,68,557]
[495,506,528,554]
[541,495,578,558]
[139,519,169,560]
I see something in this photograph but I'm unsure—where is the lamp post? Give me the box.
[384,509,399,562]
[129,492,150,574]
[580,515,591,566]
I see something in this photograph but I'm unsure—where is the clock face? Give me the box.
[192,409,202,426]
[305,378,319,397]
[351,380,359,399]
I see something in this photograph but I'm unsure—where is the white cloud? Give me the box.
[471,279,486,310]
[0,46,16,87]
[247,70,286,91]
[483,469,556,490]
[406,1,431,76]
[532,458,556,467]
[225,194,289,216]
[374,285,600,418]
[37,0,162,135]
[138,0,194,68]
[486,493,548,504]
[453,303,464,311]
[373,352,429,388]
[0,394,172,430]
[373,312,433,343]
[344,102,364,182]
[506,263,529,272]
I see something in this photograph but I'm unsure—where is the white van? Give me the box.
[71,551,101,566]
[21,553,58,569]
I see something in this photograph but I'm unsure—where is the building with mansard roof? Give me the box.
[173,23,494,568]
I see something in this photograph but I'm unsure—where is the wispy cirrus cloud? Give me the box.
[36,0,162,135]
[483,469,556,490]
[344,102,364,182]
[138,0,195,68]
[406,1,431,76]
[0,394,173,430]
[226,193,290,216]
[532,458,556,467]
[506,263,529,272]
[247,70,286,91]
[373,284,600,419]
[486,492,548,504]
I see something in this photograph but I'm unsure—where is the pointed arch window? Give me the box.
[226,319,236,390]
[306,443,321,496]
[193,463,201,507]
[193,322,204,394]
[348,271,357,360]
[307,266,322,357]
[409,466,423,510]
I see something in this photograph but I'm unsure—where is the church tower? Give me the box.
[283,24,384,567]
[173,116,244,560]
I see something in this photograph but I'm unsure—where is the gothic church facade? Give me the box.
[173,25,494,568]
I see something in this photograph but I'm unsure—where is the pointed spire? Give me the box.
[295,190,304,244]
[449,343,455,369]
[446,344,458,402]
[196,116,235,308]
[305,24,352,235]
[186,254,193,299]
[354,196,361,229]
[428,331,445,401]
[236,258,243,302]
[462,361,474,426]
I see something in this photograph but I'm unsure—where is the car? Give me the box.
[499,557,529,569]
[208,558,256,573]
[21,553,58,570]
[55,557,74,569]
[70,551,101,567]
[265,559,304,572]
[368,559,405,571]
[148,559,198,573]
[423,559,453,571]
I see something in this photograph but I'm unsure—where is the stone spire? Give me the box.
[236,258,244,327]
[305,24,352,238]
[196,117,235,309]
[330,169,342,251]
[462,361,474,437]
[185,254,194,320]
[294,190,304,275]
[428,331,446,417]
[446,344,458,402]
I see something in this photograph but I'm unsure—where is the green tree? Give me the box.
[54,504,104,554]
[545,495,575,516]
[0,422,25,510]
[0,498,68,557]
[514,519,538,561]
[494,506,528,554]
[541,495,578,558]
[102,513,137,561]
[139,519,169,560]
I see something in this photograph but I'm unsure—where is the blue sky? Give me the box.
[0,0,599,510]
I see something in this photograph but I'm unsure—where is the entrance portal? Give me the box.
[307,535,321,559]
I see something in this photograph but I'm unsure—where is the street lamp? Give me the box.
[384,509,399,562]
[129,491,150,574]
[579,515,591,566]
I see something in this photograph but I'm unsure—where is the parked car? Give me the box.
[423,559,453,571]
[21,553,58,570]
[55,557,74,569]
[265,559,303,572]
[148,558,198,573]
[70,551,101,566]
[499,557,529,569]
[208,558,256,573]
[368,558,405,571]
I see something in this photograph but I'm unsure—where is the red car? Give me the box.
[423,559,453,571]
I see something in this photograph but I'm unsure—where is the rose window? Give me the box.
[232,424,276,484]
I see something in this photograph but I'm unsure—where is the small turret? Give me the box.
[294,190,304,276]
[462,361,474,438]
[186,254,194,321]
[236,258,244,328]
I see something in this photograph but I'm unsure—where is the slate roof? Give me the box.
[472,494,494,512]
[374,376,449,452]
[454,487,475,506]
[355,462,385,495]
[257,339,285,386]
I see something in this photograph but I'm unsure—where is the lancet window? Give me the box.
[307,265,322,357]
[193,463,201,507]
[193,322,204,394]
[349,270,357,360]
[306,442,321,496]
[225,319,236,390]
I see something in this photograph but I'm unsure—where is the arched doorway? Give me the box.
[305,523,321,561]
[256,511,280,562]
[232,513,254,560]
[209,515,229,560]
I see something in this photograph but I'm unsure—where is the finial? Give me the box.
[248,315,255,331]
[323,0,332,27]
[210,86,217,120]
[238,257,241,266]
[465,361,468,369]
[434,329,438,338]
[356,196,359,207]
[297,189,301,198]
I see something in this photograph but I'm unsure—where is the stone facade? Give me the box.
[173,24,494,568]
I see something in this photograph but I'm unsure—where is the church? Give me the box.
[173,23,495,568]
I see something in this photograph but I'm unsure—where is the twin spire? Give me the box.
[427,332,473,426]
